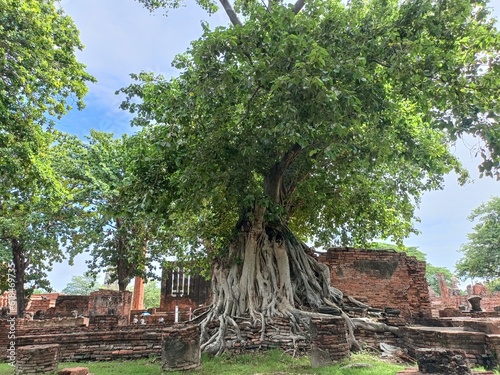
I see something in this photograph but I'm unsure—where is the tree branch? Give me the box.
[293,0,306,14]
[219,0,242,26]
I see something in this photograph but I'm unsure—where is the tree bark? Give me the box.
[11,238,26,317]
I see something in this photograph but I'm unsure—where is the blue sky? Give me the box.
[49,0,500,291]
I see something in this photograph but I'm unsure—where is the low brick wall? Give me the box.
[15,325,171,361]
[15,344,59,375]
[9,317,348,362]
[400,326,487,365]
[218,316,348,358]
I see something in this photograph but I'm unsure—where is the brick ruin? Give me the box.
[319,248,431,321]
[159,267,211,323]
[429,275,500,316]
[3,247,500,372]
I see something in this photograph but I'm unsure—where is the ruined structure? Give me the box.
[160,267,211,323]
[319,248,431,321]
[4,247,500,372]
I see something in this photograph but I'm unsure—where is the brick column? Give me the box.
[132,276,144,310]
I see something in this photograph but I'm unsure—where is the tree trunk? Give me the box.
[115,218,129,293]
[11,238,26,318]
[200,205,347,354]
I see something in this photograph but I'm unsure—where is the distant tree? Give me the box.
[143,280,161,309]
[63,131,166,292]
[62,275,103,295]
[456,197,500,281]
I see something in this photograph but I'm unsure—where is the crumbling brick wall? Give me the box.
[26,293,59,314]
[88,290,132,318]
[46,295,90,318]
[319,248,431,321]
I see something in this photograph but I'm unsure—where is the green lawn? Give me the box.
[0,351,407,375]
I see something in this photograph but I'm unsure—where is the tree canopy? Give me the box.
[60,131,167,292]
[0,0,94,179]
[122,0,500,352]
[0,0,94,315]
[456,196,500,281]
[121,0,500,267]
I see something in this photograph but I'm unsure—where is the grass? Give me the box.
[0,351,407,375]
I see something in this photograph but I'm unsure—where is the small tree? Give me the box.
[63,131,166,292]
[456,197,500,281]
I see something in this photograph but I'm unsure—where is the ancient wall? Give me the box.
[400,326,488,366]
[46,295,90,318]
[88,289,132,318]
[318,248,431,321]
[5,317,348,362]
[26,293,59,314]
[430,281,500,316]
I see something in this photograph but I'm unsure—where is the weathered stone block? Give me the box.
[416,348,471,374]
[15,344,59,375]
[161,325,201,371]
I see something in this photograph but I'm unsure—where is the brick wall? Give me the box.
[160,267,211,314]
[400,326,487,365]
[319,248,431,321]
[88,290,132,318]
[46,296,90,318]
[3,316,349,362]
[26,293,59,314]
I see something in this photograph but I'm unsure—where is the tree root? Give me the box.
[199,216,399,355]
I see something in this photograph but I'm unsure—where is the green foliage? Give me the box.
[0,0,93,315]
[0,0,94,181]
[61,274,103,295]
[456,196,500,280]
[58,131,169,291]
[486,279,500,293]
[143,280,161,308]
[119,0,500,273]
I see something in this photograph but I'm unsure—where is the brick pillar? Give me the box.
[132,276,145,310]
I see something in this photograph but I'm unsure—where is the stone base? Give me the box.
[416,348,471,374]
[15,344,59,375]
[161,324,201,372]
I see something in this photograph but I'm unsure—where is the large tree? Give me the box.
[123,0,500,352]
[0,131,93,316]
[456,196,500,281]
[0,0,94,316]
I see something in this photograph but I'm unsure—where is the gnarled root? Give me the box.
[198,216,398,355]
